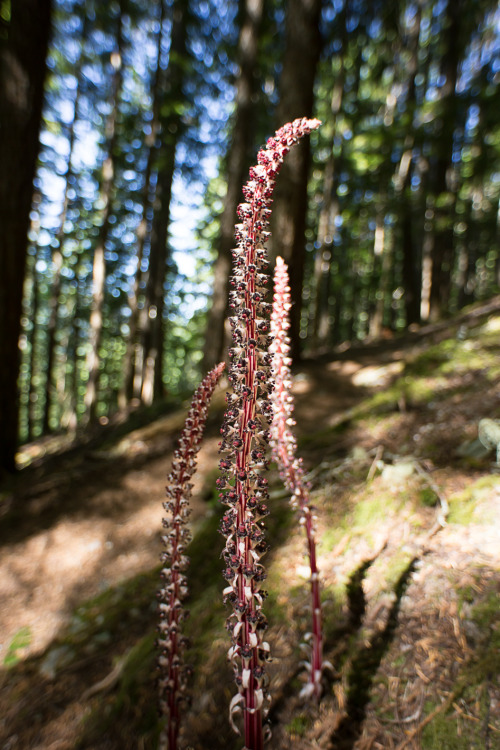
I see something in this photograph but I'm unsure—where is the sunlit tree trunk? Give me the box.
[455,199,478,309]
[270,0,322,360]
[0,0,52,476]
[84,6,124,425]
[202,0,264,371]
[368,215,390,339]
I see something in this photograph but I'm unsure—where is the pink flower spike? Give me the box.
[219,118,320,749]
[157,362,225,750]
[270,256,325,701]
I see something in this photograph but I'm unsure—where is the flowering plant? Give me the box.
[158,118,324,750]
[157,362,225,750]
[270,255,328,701]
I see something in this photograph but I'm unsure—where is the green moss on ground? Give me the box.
[447,475,500,525]
[285,712,311,738]
[421,578,500,749]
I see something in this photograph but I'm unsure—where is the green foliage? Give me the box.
[0,0,10,25]
[2,627,32,668]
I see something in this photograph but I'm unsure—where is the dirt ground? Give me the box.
[0,302,499,749]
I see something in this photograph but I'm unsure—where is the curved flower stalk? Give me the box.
[270,256,326,700]
[218,118,321,749]
[157,362,225,750]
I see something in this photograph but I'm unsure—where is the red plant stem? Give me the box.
[157,362,225,750]
[219,118,321,748]
[270,256,323,699]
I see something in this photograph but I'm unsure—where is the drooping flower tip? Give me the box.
[221,120,323,743]
[308,117,322,131]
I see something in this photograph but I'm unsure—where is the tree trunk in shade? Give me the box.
[310,0,348,351]
[202,0,264,371]
[427,0,461,321]
[269,0,322,360]
[0,0,52,476]
[139,0,189,405]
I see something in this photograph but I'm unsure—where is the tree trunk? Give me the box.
[310,0,348,351]
[64,271,84,432]
[270,0,322,360]
[368,215,390,339]
[120,0,165,407]
[397,3,422,326]
[43,13,88,433]
[202,0,264,371]
[84,6,124,425]
[139,1,189,405]
[427,0,461,321]
[0,0,52,477]
[27,247,41,441]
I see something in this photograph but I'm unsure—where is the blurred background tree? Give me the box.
[1,0,499,477]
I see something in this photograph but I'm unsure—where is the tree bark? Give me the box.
[427,0,461,321]
[83,5,124,425]
[0,0,52,477]
[139,0,189,405]
[202,0,264,371]
[43,13,88,433]
[120,0,165,407]
[27,245,41,441]
[270,0,322,360]
[397,3,422,327]
[368,213,390,339]
[310,0,348,352]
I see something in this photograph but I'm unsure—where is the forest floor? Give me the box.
[1,297,500,750]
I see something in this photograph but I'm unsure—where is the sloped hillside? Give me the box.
[0,299,499,750]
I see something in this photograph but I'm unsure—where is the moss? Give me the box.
[64,569,159,650]
[418,487,438,507]
[347,322,500,430]
[3,627,32,667]
[421,704,477,750]
[447,475,499,525]
[457,584,476,608]
[422,580,500,749]
[375,549,416,591]
[297,417,352,452]
[76,634,160,747]
[466,585,500,680]
[181,586,226,668]
[352,490,403,530]
[354,388,401,417]
[320,581,348,647]
[405,331,500,381]
[319,526,348,555]
[285,712,311,737]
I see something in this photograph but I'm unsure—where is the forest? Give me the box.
[1,0,500,473]
[1,0,500,749]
